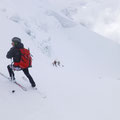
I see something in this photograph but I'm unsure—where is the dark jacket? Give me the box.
[6,42,24,63]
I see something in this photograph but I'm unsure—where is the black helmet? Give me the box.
[12,37,21,43]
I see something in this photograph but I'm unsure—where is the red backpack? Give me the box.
[14,48,32,69]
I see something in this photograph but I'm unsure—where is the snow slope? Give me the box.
[0,0,120,120]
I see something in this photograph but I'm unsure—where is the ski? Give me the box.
[0,72,10,80]
[14,81,27,91]
[0,72,27,91]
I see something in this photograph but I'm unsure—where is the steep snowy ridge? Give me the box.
[0,0,120,120]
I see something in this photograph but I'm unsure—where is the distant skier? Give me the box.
[52,60,57,67]
[6,37,36,88]
[52,60,63,67]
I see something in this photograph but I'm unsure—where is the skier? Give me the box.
[6,37,36,88]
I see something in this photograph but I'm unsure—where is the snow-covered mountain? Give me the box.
[44,0,120,42]
[0,0,120,120]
